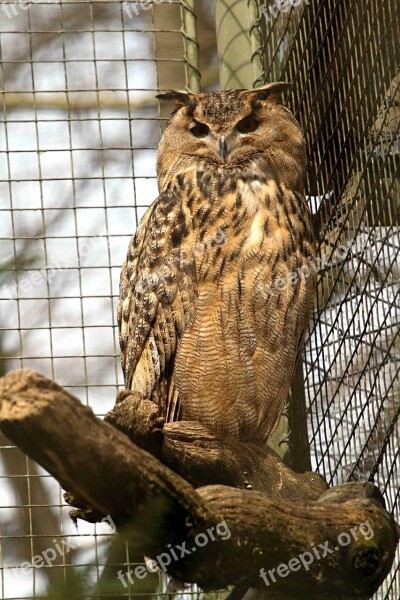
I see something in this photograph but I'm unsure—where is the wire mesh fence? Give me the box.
[0,0,398,598]
[255,0,399,598]
[0,1,207,598]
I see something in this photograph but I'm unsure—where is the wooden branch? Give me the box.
[104,390,328,499]
[0,370,216,585]
[105,390,165,459]
[198,485,398,599]
[161,421,327,500]
[0,369,398,599]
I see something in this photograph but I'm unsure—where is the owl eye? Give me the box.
[189,121,210,138]
[236,115,259,133]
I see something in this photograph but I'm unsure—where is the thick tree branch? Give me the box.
[105,390,328,499]
[162,420,327,500]
[0,369,398,599]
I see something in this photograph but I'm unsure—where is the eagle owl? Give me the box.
[118,82,316,441]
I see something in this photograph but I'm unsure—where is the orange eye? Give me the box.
[236,115,259,133]
[189,121,209,138]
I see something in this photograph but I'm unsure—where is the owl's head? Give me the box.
[156,83,306,192]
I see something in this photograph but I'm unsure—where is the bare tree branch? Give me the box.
[0,369,398,599]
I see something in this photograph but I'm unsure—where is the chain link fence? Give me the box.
[255,1,399,598]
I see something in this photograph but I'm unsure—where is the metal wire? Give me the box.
[256,1,399,598]
[1,0,399,598]
[0,1,204,598]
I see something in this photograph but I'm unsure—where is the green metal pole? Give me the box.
[215,0,265,90]
[248,0,265,87]
[180,0,201,92]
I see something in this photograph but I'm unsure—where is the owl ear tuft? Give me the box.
[156,90,195,108]
[246,81,291,103]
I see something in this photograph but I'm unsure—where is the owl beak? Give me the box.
[219,136,228,161]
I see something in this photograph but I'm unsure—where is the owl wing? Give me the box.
[118,187,196,418]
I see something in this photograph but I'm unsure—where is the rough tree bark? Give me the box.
[105,390,327,500]
[0,369,398,600]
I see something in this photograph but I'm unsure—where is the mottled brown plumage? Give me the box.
[118,83,316,441]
